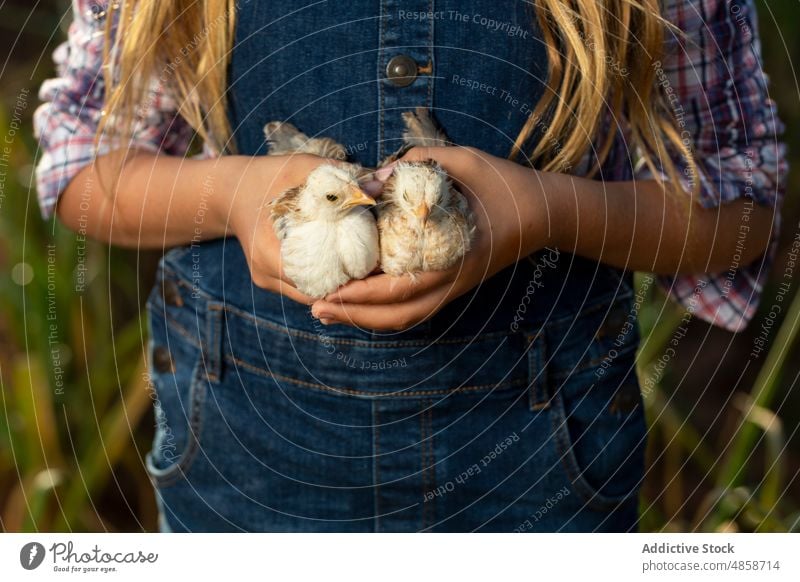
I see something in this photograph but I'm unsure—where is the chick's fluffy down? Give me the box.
[278,207,379,298]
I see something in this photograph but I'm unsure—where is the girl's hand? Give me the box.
[310,146,558,330]
[221,153,334,305]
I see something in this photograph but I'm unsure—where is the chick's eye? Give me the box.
[326,193,338,202]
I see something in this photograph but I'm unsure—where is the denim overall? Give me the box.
[145,0,646,532]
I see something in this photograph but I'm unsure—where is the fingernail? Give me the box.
[319,318,334,326]
[315,312,334,321]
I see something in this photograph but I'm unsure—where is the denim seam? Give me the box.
[161,314,203,350]
[372,401,381,533]
[420,405,427,529]
[548,381,639,512]
[160,269,632,344]
[542,289,635,332]
[220,302,518,347]
[225,354,527,396]
[157,301,504,349]
[528,333,550,411]
[378,0,386,161]
[549,343,638,381]
[147,356,207,488]
[423,402,436,529]
[206,303,225,383]
[426,0,434,107]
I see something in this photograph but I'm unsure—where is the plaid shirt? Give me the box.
[34,0,787,332]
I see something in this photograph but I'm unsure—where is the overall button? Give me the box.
[162,279,183,307]
[152,346,175,374]
[386,55,418,87]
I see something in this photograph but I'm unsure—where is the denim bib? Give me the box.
[146,1,645,532]
[162,0,634,336]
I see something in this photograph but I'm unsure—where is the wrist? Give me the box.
[531,170,577,253]
[514,169,565,256]
[208,155,257,239]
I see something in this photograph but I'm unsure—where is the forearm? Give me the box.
[541,173,774,275]
[56,151,246,248]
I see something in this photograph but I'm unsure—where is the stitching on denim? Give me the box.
[550,342,638,381]
[378,0,386,161]
[162,313,203,349]
[161,269,632,347]
[548,383,638,512]
[426,0,434,107]
[220,301,515,347]
[420,403,427,529]
[523,289,634,336]
[206,304,224,383]
[527,332,551,411]
[150,357,207,488]
[168,296,518,348]
[424,401,436,529]
[373,401,381,532]
[175,275,212,301]
[225,354,526,397]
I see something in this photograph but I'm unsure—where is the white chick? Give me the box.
[377,109,476,277]
[269,164,379,298]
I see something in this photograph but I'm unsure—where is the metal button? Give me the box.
[386,55,418,87]
[152,346,174,374]
[162,279,183,307]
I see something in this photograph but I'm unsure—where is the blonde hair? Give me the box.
[99,0,236,156]
[100,0,694,191]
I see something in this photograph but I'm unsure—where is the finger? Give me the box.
[400,146,447,162]
[262,276,316,306]
[373,163,397,181]
[311,292,442,331]
[324,269,456,304]
[360,179,384,196]
[401,145,479,173]
[401,149,482,197]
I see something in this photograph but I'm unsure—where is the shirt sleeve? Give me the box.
[33,0,193,219]
[639,0,788,332]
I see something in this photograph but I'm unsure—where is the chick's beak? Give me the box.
[415,203,430,222]
[342,186,377,209]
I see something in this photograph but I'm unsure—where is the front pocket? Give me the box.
[221,302,533,397]
[146,356,207,487]
[535,293,647,512]
[144,298,208,488]
[549,361,647,512]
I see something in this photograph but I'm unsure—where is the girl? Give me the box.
[35,0,784,532]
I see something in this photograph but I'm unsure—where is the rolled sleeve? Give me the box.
[640,0,787,332]
[33,0,192,219]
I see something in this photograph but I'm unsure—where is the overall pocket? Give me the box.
[538,294,647,513]
[144,277,208,488]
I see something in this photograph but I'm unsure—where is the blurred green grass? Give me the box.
[0,0,798,532]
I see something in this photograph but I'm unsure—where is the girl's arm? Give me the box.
[537,169,774,276]
[309,145,776,331]
[33,0,320,304]
[56,150,324,304]
[311,0,786,332]
[414,149,775,276]
[57,150,315,248]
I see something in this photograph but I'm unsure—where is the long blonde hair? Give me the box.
[100,0,694,190]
